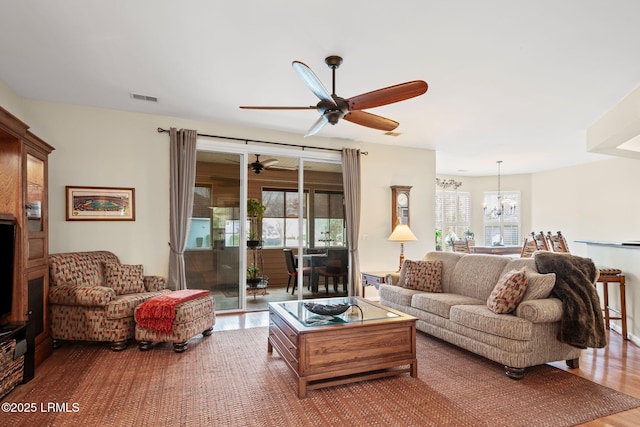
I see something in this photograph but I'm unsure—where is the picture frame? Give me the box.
[65,186,135,221]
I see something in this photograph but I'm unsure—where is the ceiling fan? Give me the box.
[240,56,428,137]
[248,154,278,174]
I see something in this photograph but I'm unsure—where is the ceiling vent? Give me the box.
[130,93,158,102]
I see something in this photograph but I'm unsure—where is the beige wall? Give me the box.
[359,145,436,271]
[531,158,640,343]
[531,157,640,249]
[0,84,435,278]
[0,80,26,119]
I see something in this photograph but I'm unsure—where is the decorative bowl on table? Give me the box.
[303,302,352,316]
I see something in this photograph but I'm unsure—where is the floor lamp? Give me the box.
[388,224,418,272]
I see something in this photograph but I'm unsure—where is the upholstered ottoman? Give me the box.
[134,290,215,353]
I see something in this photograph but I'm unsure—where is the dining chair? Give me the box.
[452,239,471,254]
[531,231,551,251]
[283,249,311,295]
[547,231,570,253]
[520,237,538,258]
[315,249,349,295]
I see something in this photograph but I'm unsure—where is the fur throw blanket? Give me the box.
[535,252,607,349]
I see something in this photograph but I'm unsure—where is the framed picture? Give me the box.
[65,186,135,221]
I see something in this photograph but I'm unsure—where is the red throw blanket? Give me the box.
[136,289,209,334]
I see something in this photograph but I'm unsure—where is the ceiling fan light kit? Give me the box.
[240,56,428,137]
[248,154,278,174]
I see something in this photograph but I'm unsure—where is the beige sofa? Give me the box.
[379,251,583,379]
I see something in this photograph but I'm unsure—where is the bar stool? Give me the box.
[596,268,628,340]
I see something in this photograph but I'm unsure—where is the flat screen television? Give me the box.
[0,218,16,324]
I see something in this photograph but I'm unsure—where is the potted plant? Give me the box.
[247,230,261,248]
[246,262,262,286]
[463,229,475,246]
[435,229,442,251]
[247,198,266,247]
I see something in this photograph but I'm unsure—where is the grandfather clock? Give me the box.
[390,185,411,232]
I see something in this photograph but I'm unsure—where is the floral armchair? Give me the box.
[48,251,171,351]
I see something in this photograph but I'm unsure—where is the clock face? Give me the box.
[397,193,409,207]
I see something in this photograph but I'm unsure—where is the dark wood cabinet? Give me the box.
[0,322,33,399]
[0,106,54,373]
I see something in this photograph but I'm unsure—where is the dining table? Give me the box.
[470,245,522,256]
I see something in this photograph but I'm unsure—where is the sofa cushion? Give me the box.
[49,251,119,287]
[487,268,528,314]
[411,293,484,318]
[104,263,146,295]
[521,267,555,301]
[423,252,464,292]
[448,254,511,299]
[378,284,423,307]
[401,260,442,292]
[500,257,536,276]
[105,289,172,320]
[450,304,533,341]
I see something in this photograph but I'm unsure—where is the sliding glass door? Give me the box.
[301,160,348,299]
[188,141,344,312]
[185,151,242,311]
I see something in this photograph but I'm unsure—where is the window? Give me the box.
[187,184,212,249]
[213,207,240,247]
[262,189,308,247]
[314,191,345,247]
[482,191,520,245]
[435,191,471,250]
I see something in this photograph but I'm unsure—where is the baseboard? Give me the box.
[607,323,638,346]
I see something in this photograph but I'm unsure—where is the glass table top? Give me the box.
[275,297,401,327]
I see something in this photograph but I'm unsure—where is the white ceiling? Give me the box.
[2,1,640,176]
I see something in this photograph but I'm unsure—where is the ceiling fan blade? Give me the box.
[292,61,337,106]
[305,116,329,137]
[239,106,315,110]
[343,110,399,131]
[261,158,279,167]
[347,80,428,111]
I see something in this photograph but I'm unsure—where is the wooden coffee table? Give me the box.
[268,297,417,398]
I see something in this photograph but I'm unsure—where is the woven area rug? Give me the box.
[3,327,640,426]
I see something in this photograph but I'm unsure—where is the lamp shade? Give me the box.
[388,224,418,242]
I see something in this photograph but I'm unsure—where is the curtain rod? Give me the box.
[157,128,367,155]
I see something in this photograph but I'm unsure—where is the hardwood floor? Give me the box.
[214,310,269,331]
[550,330,640,426]
[218,311,640,426]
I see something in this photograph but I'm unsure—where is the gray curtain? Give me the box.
[168,128,197,290]
[341,148,362,296]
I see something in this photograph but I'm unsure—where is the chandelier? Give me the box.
[483,160,516,218]
[435,178,462,190]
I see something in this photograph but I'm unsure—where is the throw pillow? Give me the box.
[402,260,443,292]
[521,267,555,301]
[396,260,410,287]
[103,263,145,295]
[487,268,528,314]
